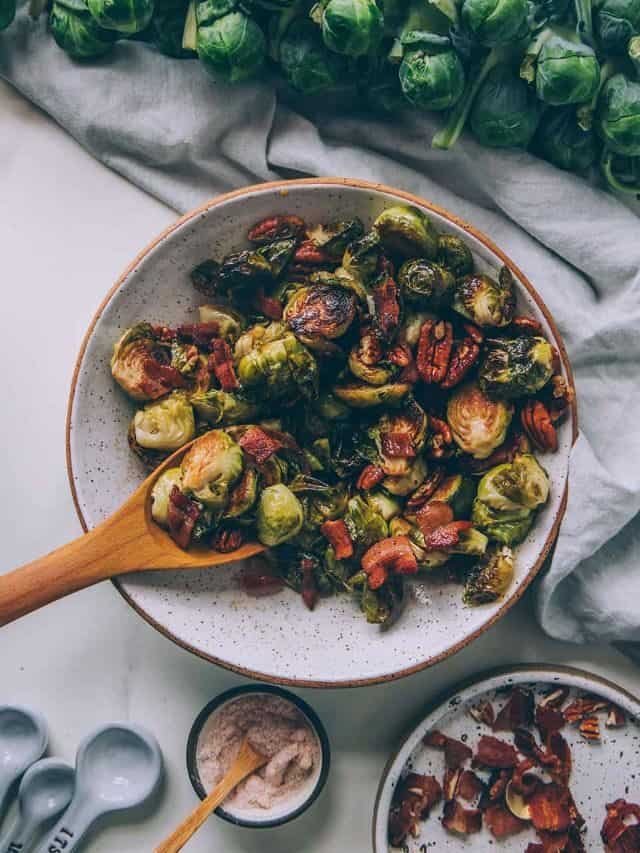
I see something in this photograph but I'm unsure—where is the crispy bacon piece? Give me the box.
[602,800,640,851]
[239,426,283,465]
[356,464,385,490]
[417,320,453,384]
[484,802,528,838]
[141,359,188,398]
[388,773,442,847]
[373,277,401,339]
[406,467,446,509]
[167,486,200,550]
[511,758,539,798]
[423,520,473,551]
[176,322,220,346]
[528,783,571,833]
[457,770,485,802]
[209,338,240,391]
[493,687,534,732]
[579,715,600,741]
[474,735,519,769]
[441,799,482,835]
[415,501,454,537]
[254,288,283,320]
[212,526,244,553]
[441,336,481,389]
[536,704,566,741]
[424,731,472,769]
[521,399,558,453]
[300,556,319,611]
[426,414,454,459]
[513,728,571,784]
[381,431,417,459]
[248,214,305,244]
[320,519,354,560]
[361,536,418,589]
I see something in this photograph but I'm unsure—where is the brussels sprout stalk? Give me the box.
[573,0,593,43]
[600,148,640,194]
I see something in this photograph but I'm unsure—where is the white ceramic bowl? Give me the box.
[373,665,640,851]
[66,178,577,687]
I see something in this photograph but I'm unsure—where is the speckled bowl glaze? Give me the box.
[373,665,640,851]
[66,178,577,688]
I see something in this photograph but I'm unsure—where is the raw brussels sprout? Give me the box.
[522,29,600,107]
[148,0,192,57]
[341,231,381,284]
[198,303,244,340]
[477,453,550,511]
[190,389,259,425]
[0,0,15,28]
[333,381,411,408]
[284,284,357,350]
[256,484,304,546]
[461,0,528,46]
[307,219,365,261]
[365,491,402,521]
[470,64,542,148]
[452,268,516,327]
[237,331,319,401]
[279,17,348,94]
[535,106,599,171]
[431,473,476,517]
[437,235,474,277]
[181,429,243,509]
[87,0,153,33]
[343,495,389,548]
[399,34,466,111]
[463,545,514,604]
[398,258,455,307]
[224,467,259,518]
[110,323,170,401]
[479,335,554,398]
[446,382,513,459]
[50,0,117,57]
[597,73,640,155]
[150,467,183,527]
[373,205,439,259]
[317,0,384,56]
[382,454,428,495]
[595,0,640,53]
[133,392,196,451]
[197,11,266,83]
[370,398,429,475]
[471,497,534,544]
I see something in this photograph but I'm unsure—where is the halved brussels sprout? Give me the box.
[341,231,381,284]
[452,267,516,327]
[382,454,428,495]
[181,429,243,509]
[431,473,476,518]
[471,498,534,545]
[256,483,304,546]
[371,398,429,476]
[365,491,402,521]
[133,392,196,451]
[343,495,389,549]
[111,323,171,401]
[373,205,439,259]
[237,331,319,401]
[446,527,489,556]
[150,467,183,527]
[234,322,288,359]
[216,248,273,293]
[398,258,455,307]
[307,219,365,260]
[477,454,550,511]
[191,389,260,425]
[284,284,357,351]
[437,235,474,277]
[464,545,515,605]
[446,381,513,459]
[479,335,554,399]
[333,381,411,408]
[307,483,351,525]
[198,303,244,340]
[224,467,259,519]
[348,342,395,386]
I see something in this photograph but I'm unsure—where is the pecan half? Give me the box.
[248,214,305,245]
[417,319,453,384]
[579,716,600,741]
[293,239,329,266]
[511,315,544,335]
[521,400,558,453]
[212,526,245,553]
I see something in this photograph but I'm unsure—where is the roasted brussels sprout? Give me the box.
[479,335,554,398]
[431,473,476,518]
[87,0,153,33]
[132,392,196,451]
[284,283,357,350]
[279,17,348,94]
[307,218,365,261]
[535,106,600,171]
[447,526,489,556]
[256,483,304,545]
[197,303,244,340]
[0,0,15,28]
[446,382,513,459]
[452,268,516,327]
[237,330,319,401]
[197,10,266,82]
[437,234,474,277]
[181,429,243,509]
[470,64,542,148]
[50,0,117,57]
[257,238,297,278]
[521,29,600,107]
[350,572,406,625]
[348,340,395,386]
[307,483,351,524]
[461,0,528,46]
[595,0,640,53]
[343,495,389,548]
[333,381,411,408]
[398,258,455,307]
[382,454,428,495]
[399,33,466,111]
[234,321,287,358]
[477,453,549,511]
[341,230,381,284]
[370,398,429,475]
[373,205,439,260]
[597,73,640,155]
[224,467,259,519]
[463,545,514,604]
[190,389,259,425]
[316,0,384,56]
[111,324,175,402]
[365,491,402,521]
[150,467,183,527]
[471,497,533,544]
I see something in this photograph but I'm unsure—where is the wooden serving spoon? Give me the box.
[0,440,266,628]
[155,737,268,853]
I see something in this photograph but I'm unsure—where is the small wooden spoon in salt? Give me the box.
[155,737,267,853]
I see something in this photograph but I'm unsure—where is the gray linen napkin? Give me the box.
[3,5,640,645]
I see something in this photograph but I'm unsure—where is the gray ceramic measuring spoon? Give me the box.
[0,759,74,853]
[0,707,48,822]
[34,723,162,853]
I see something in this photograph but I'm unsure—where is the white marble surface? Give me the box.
[2,78,640,852]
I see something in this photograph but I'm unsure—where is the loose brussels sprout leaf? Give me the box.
[328,423,378,478]
[534,106,599,172]
[133,392,196,450]
[470,65,542,148]
[319,0,384,57]
[198,303,244,340]
[382,454,428,495]
[257,238,297,278]
[452,268,515,327]
[479,335,554,398]
[398,258,455,307]
[333,381,411,408]
[110,323,171,401]
[446,527,489,556]
[461,0,528,46]
[181,429,243,509]
[50,0,116,57]
[191,389,260,425]
[150,467,183,527]
[256,483,304,546]
[197,12,266,83]
[437,234,474,277]
[237,331,319,402]
[477,453,550,511]
[307,218,365,260]
[595,0,640,53]
[224,467,258,518]
[365,491,402,521]
[597,73,640,156]
[446,381,513,459]
[343,495,389,548]
[371,397,429,475]
[0,0,16,28]
[341,230,381,284]
[284,284,357,350]
[87,0,154,33]
[431,473,476,518]
[373,205,439,259]
[399,44,465,111]
[463,545,514,604]
[348,343,395,386]
[471,497,534,545]
[279,17,349,95]
[216,248,273,293]
[534,32,600,107]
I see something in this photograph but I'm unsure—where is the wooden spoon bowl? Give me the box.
[0,439,265,627]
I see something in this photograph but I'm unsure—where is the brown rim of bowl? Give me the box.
[370,662,640,853]
[65,177,579,690]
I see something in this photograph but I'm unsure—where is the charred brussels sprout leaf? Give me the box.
[343,495,389,548]
[150,467,184,527]
[284,284,357,350]
[224,467,259,518]
[257,238,297,278]
[470,64,542,148]
[50,0,117,58]
[87,0,154,33]
[333,381,412,408]
[0,0,15,28]
[216,249,273,293]
[471,497,533,544]
[535,106,599,171]
[350,571,406,626]
[447,382,513,459]
[398,258,455,307]
[181,429,243,509]
[597,73,640,156]
[307,218,365,261]
[257,484,304,545]
[477,453,550,511]
[523,29,600,107]
[461,0,528,46]
[318,0,384,56]
[479,334,554,398]
[197,10,266,82]
[279,17,348,94]
[399,34,466,111]
[595,0,640,53]
[341,230,381,284]
[190,259,220,298]
[365,491,402,520]
[448,527,488,556]
[374,205,439,259]
[464,545,514,604]
[237,330,319,401]
[191,389,260,425]
[133,392,196,450]
[437,234,474,277]
[452,268,516,327]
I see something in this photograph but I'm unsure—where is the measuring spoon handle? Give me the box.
[0,817,40,853]
[32,799,95,853]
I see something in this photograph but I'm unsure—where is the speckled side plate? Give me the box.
[66,178,577,688]
[373,665,640,851]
